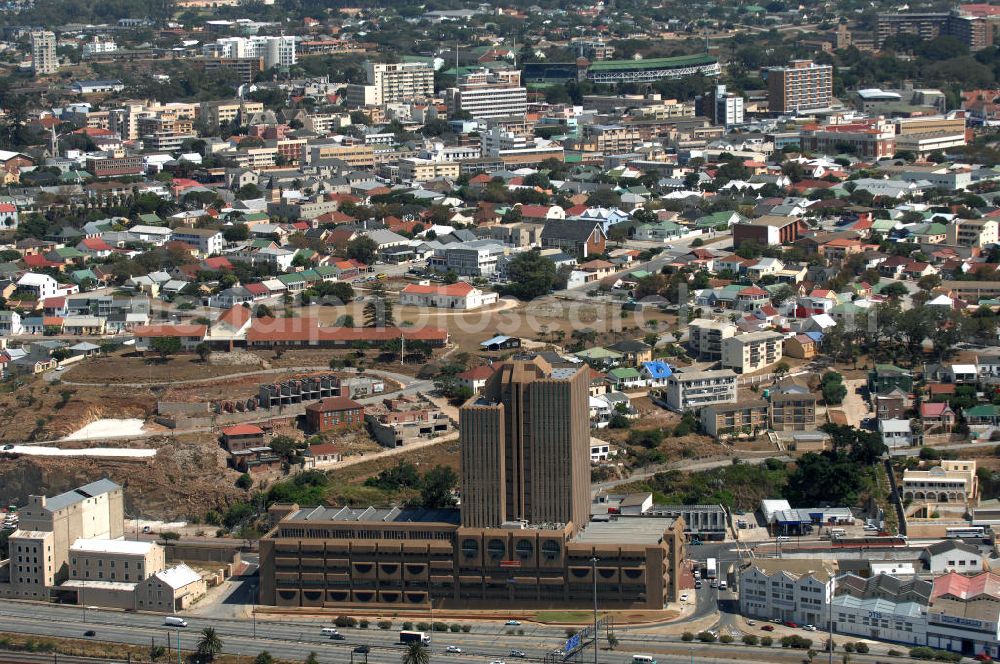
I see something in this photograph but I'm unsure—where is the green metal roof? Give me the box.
[608,367,641,379]
[587,53,717,72]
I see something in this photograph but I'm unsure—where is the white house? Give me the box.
[0,310,22,335]
[17,273,61,300]
[399,281,498,310]
[921,540,984,574]
[879,418,915,449]
[171,228,225,256]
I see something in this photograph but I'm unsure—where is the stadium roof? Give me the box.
[587,54,717,72]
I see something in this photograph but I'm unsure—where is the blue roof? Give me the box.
[642,360,673,379]
[804,331,824,342]
[480,335,514,347]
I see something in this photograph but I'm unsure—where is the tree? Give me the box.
[346,236,378,264]
[196,627,223,661]
[255,304,274,318]
[254,652,274,664]
[502,250,557,300]
[195,342,211,363]
[150,336,182,360]
[420,465,458,508]
[305,653,320,664]
[820,371,847,405]
[364,284,395,328]
[223,224,249,242]
[402,641,430,664]
[236,473,253,490]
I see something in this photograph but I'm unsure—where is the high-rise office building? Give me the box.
[345,61,435,107]
[30,31,58,76]
[698,84,745,127]
[767,59,833,114]
[446,69,527,120]
[460,357,590,529]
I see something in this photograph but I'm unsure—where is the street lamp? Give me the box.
[591,556,599,664]
[827,575,836,664]
[176,627,181,664]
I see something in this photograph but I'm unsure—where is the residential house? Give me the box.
[304,396,364,433]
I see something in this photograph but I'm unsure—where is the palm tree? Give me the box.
[402,641,430,664]
[196,627,223,661]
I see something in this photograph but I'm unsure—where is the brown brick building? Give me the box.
[304,396,364,433]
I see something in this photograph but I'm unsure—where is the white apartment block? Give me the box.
[30,31,57,75]
[721,330,785,374]
[946,219,998,248]
[688,318,737,361]
[346,62,435,106]
[82,37,117,58]
[740,560,837,627]
[660,369,738,411]
[202,36,296,69]
[447,69,527,120]
[16,273,61,300]
[7,530,55,598]
[171,228,225,256]
[69,539,164,584]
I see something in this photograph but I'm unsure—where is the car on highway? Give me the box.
[504,620,521,626]
[761,625,775,632]
[84,630,95,637]
[322,627,339,636]
[330,634,346,640]
[490,660,506,664]
[718,581,727,590]
[446,646,463,653]
[509,650,526,658]
[354,646,370,655]
[694,581,702,589]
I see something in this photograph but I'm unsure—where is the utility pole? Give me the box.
[827,576,835,664]
[591,556,599,664]
[176,628,181,664]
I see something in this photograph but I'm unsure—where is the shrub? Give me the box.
[719,634,734,644]
[461,625,471,633]
[449,624,461,633]
[696,631,717,643]
[359,619,369,629]
[843,643,855,653]
[334,616,357,628]
[377,620,391,630]
[517,629,524,635]
[854,642,869,654]
[742,635,758,646]
[888,650,903,657]
[780,635,812,650]
[910,647,935,660]
[681,632,694,642]
[432,622,448,632]
[416,622,431,631]
[566,628,578,637]
[160,531,180,540]
[760,637,773,647]
[402,621,413,630]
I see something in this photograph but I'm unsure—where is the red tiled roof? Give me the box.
[739,286,768,296]
[458,365,497,381]
[401,282,475,297]
[217,305,251,329]
[42,296,65,308]
[222,424,264,436]
[203,256,233,270]
[133,324,207,338]
[305,395,363,413]
[245,283,268,295]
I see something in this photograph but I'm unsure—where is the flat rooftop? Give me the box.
[287,505,462,525]
[70,538,155,555]
[574,517,675,545]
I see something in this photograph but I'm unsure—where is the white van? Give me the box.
[322,627,339,635]
[164,617,188,627]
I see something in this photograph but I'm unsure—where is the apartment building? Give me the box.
[304,396,364,433]
[30,31,57,75]
[303,142,376,169]
[200,100,266,129]
[721,330,784,374]
[770,386,817,431]
[345,61,435,106]
[659,369,738,411]
[428,240,505,277]
[901,460,978,505]
[171,228,224,256]
[697,84,745,127]
[688,318,737,361]
[201,56,265,84]
[398,158,460,183]
[739,559,838,627]
[700,399,769,438]
[578,124,641,154]
[447,69,527,120]
[946,218,998,248]
[767,59,833,114]
[202,36,296,69]
[876,11,994,50]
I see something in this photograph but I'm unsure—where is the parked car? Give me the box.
[783,621,798,628]
[761,625,775,632]
[679,593,689,602]
[803,625,816,632]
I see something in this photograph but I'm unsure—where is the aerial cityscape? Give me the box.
[4,0,1000,662]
